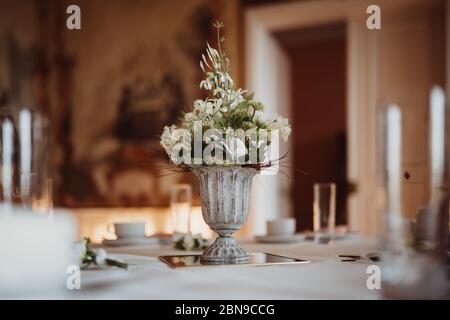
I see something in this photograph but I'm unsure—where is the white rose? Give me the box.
[182,234,195,251]
[223,138,248,162]
[75,242,87,261]
[169,129,192,163]
[269,115,292,142]
[234,138,248,159]
[194,99,206,112]
[94,248,108,265]
[160,125,177,154]
[205,102,214,115]
[184,112,197,123]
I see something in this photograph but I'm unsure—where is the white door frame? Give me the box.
[244,0,442,235]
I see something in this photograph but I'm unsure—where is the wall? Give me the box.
[0,0,242,208]
[0,0,40,101]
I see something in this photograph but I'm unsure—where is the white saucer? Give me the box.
[254,233,305,244]
[102,236,160,247]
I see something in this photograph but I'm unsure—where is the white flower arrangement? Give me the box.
[160,21,291,168]
[75,237,127,269]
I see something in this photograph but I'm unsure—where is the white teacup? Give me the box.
[109,222,146,239]
[266,218,296,236]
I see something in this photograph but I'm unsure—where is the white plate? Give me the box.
[102,236,160,247]
[254,234,305,244]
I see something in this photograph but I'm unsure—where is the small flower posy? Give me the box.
[160,21,291,168]
[173,233,209,251]
[75,237,128,270]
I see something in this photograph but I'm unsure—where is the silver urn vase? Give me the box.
[194,166,257,264]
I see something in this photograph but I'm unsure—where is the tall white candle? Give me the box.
[429,86,445,198]
[1,119,14,202]
[19,108,32,197]
[386,105,402,215]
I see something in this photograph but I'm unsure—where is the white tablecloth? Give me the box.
[66,237,381,299]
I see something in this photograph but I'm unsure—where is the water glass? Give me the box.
[170,184,192,235]
[19,173,53,215]
[313,183,336,242]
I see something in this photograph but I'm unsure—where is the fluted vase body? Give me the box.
[194,166,257,264]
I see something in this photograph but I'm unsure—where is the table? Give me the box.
[67,237,381,299]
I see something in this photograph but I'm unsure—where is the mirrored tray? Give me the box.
[159,252,310,268]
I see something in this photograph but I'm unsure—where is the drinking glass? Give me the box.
[313,183,336,243]
[170,184,192,235]
[19,173,53,215]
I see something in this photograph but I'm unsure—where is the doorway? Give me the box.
[245,0,445,236]
[275,23,347,231]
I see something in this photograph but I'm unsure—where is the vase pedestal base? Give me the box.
[200,236,249,264]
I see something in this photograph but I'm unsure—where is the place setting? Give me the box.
[255,218,305,244]
[254,184,356,245]
[102,222,160,247]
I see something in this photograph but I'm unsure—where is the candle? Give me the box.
[1,119,14,202]
[429,86,445,198]
[386,105,402,215]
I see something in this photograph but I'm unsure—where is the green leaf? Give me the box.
[105,258,128,270]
